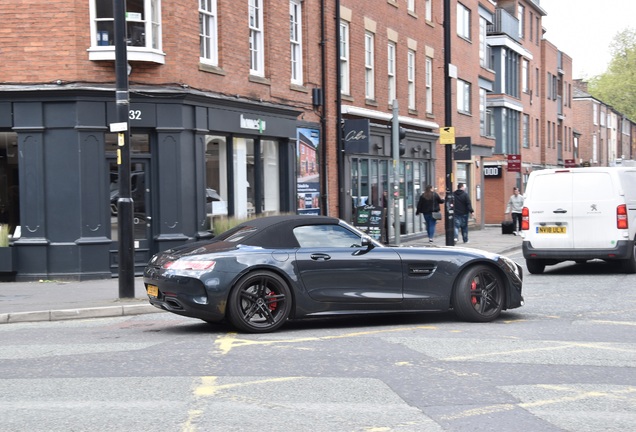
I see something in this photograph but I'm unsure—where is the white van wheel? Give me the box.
[526,259,545,274]
[620,240,636,274]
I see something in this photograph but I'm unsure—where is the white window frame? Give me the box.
[593,103,598,125]
[517,4,525,39]
[199,0,218,66]
[456,3,471,40]
[522,59,529,93]
[249,0,264,77]
[290,0,303,85]
[425,0,432,21]
[425,57,433,114]
[88,0,164,63]
[457,79,471,114]
[407,50,416,110]
[479,16,488,68]
[407,0,415,13]
[340,20,350,95]
[387,42,396,105]
[479,88,486,136]
[365,32,375,100]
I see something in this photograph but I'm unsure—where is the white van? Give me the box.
[521,167,636,274]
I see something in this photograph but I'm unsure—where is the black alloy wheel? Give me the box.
[452,264,504,322]
[227,270,292,333]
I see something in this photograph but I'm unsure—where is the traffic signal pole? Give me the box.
[391,101,400,246]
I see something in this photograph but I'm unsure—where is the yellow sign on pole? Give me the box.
[440,126,455,145]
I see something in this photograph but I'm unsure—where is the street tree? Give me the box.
[588,28,636,121]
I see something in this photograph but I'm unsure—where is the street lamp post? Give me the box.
[113,0,135,298]
[443,0,455,246]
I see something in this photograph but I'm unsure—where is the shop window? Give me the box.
[232,137,280,219]
[205,135,229,224]
[89,0,164,64]
[0,132,19,240]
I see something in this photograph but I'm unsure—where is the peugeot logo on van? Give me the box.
[590,204,598,212]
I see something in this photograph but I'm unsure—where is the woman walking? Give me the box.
[416,185,445,243]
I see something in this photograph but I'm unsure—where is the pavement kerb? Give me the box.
[0,303,162,325]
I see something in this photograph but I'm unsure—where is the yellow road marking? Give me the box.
[215,325,438,355]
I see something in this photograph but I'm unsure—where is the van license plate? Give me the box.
[147,285,159,297]
[538,226,566,234]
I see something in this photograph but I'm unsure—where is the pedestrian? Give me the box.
[452,182,474,244]
[505,186,524,235]
[415,185,445,243]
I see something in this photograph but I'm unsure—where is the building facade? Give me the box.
[1,0,635,280]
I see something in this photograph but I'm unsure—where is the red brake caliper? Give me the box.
[267,290,278,311]
[470,279,478,305]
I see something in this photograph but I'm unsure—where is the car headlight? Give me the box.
[498,255,520,276]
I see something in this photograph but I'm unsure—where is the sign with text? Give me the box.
[483,165,502,178]
[354,204,386,242]
[343,119,370,154]
[453,136,471,161]
[564,159,576,167]
[507,154,521,172]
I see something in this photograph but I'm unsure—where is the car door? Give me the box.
[571,171,619,249]
[294,224,403,303]
[526,171,574,249]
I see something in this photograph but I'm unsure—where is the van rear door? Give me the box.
[526,171,574,249]
[572,171,619,249]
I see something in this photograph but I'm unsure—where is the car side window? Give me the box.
[294,225,362,248]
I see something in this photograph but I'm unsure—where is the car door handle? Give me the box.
[310,253,331,261]
[553,209,568,213]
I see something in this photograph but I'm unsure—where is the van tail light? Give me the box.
[617,204,628,229]
[521,207,530,231]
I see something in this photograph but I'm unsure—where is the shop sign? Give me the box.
[507,154,521,172]
[453,137,471,161]
[240,114,266,133]
[343,119,370,154]
[483,166,502,178]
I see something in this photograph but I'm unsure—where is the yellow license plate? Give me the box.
[538,226,566,234]
[147,285,159,297]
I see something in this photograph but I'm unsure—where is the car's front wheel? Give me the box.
[453,264,504,322]
[227,270,292,333]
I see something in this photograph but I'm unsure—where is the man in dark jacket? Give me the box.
[453,183,474,244]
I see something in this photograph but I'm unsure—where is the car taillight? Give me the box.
[521,207,529,231]
[617,204,628,229]
[163,260,216,271]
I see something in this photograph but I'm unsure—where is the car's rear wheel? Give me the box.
[620,238,636,274]
[227,271,292,333]
[452,264,504,322]
[526,259,545,274]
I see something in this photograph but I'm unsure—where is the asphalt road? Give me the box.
[1,250,635,432]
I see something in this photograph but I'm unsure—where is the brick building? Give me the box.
[1,0,634,280]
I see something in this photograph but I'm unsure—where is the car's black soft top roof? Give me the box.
[221,215,342,248]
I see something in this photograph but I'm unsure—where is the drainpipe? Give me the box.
[320,0,328,215]
[335,0,345,219]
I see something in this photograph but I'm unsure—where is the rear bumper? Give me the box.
[522,240,633,261]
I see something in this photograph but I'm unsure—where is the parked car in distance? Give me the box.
[522,167,636,274]
[144,215,524,333]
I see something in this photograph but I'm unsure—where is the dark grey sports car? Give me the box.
[144,215,524,333]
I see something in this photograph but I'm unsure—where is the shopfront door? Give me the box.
[108,158,152,276]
